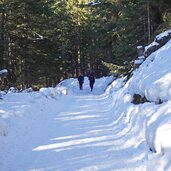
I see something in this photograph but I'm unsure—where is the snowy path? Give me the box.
[47,94,146,171]
[1,90,146,171]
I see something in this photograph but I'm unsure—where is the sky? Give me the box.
[0,29,171,171]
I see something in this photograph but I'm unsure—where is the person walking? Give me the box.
[88,72,95,92]
[78,73,84,90]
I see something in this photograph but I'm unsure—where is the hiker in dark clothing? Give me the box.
[88,73,95,92]
[78,73,84,90]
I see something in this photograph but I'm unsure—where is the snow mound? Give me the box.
[39,86,68,99]
[128,39,171,103]
[121,30,171,159]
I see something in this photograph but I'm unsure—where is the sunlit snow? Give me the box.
[0,30,171,171]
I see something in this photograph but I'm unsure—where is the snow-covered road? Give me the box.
[42,93,146,171]
[0,87,146,171]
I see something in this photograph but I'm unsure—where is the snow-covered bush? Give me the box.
[22,88,33,93]
[7,87,18,93]
[39,86,68,99]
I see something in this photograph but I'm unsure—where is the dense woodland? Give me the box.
[0,0,170,89]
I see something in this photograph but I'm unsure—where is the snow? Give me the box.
[134,59,143,65]
[0,69,8,76]
[1,31,171,170]
[156,29,171,41]
[86,1,101,6]
[145,41,159,51]
[137,46,143,49]
[145,29,171,51]
[128,39,171,102]
[35,33,43,40]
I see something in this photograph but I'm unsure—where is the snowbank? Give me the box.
[0,85,69,138]
[128,39,171,103]
[106,30,171,169]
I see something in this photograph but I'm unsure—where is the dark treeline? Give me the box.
[0,0,170,89]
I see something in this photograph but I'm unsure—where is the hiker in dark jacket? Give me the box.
[88,72,95,92]
[78,73,84,90]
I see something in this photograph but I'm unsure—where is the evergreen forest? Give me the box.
[0,0,170,89]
